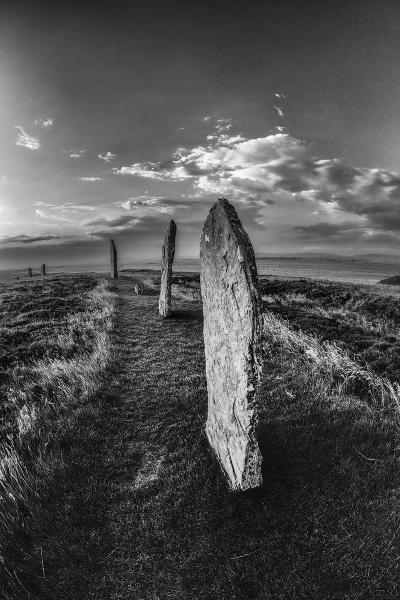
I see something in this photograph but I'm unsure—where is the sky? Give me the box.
[1,0,400,269]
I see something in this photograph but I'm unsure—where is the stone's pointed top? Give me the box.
[203,198,259,285]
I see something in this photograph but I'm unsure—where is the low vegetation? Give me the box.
[2,273,400,598]
[0,275,116,600]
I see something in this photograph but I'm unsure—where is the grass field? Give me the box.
[2,273,400,599]
[0,274,116,600]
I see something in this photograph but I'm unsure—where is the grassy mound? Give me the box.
[379,275,400,285]
[0,275,116,600]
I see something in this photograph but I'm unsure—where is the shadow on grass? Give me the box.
[170,308,203,322]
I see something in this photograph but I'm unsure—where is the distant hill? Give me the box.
[258,252,400,264]
[379,275,400,285]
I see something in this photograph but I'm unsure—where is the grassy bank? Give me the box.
[0,275,116,600]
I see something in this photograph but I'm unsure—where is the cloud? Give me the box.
[114,125,400,238]
[274,106,285,118]
[1,234,60,245]
[293,221,400,246]
[98,151,117,162]
[274,93,286,99]
[34,201,97,213]
[275,126,286,133]
[68,149,86,158]
[293,222,358,238]
[34,117,54,128]
[35,209,73,222]
[120,196,189,213]
[84,214,141,238]
[15,126,41,150]
[115,164,167,180]
[79,176,103,182]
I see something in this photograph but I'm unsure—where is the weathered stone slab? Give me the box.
[200,198,263,490]
[110,239,118,279]
[28,267,32,278]
[41,264,46,277]
[159,220,177,317]
[134,282,144,295]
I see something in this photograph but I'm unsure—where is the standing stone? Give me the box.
[159,220,177,317]
[110,239,118,279]
[28,267,33,278]
[41,264,46,277]
[134,282,144,295]
[200,198,263,490]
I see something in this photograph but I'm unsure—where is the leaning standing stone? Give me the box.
[200,198,263,490]
[159,220,177,317]
[110,239,118,279]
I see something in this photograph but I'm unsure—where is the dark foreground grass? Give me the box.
[36,278,400,600]
[0,275,115,600]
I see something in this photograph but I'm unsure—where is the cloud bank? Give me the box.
[114,129,400,242]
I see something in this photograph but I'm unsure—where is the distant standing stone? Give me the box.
[28,267,33,278]
[110,239,118,279]
[200,198,263,490]
[159,220,177,317]
[41,263,46,277]
[134,282,144,295]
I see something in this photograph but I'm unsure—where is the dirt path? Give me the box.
[40,280,209,599]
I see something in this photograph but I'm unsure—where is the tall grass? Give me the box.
[263,310,400,410]
[0,278,116,600]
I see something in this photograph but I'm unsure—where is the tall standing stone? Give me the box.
[41,264,46,277]
[200,198,263,490]
[28,267,32,278]
[110,239,118,279]
[159,220,177,317]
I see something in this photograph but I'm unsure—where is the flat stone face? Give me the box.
[110,239,118,279]
[200,198,263,490]
[28,268,32,278]
[41,264,46,276]
[159,220,177,317]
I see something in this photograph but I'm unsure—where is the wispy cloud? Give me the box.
[15,126,41,151]
[84,214,140,237]
[79,176,103,182]
[98,151,117,162]
[35,209,73,222]
[120,196,188,213]
[1,234,60,245]
[274,92,286,99]
[273,106,285,118]
[68,149,86,159]
[34,117,54,128]
[33,201,98,212]
[115,164,167,180]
